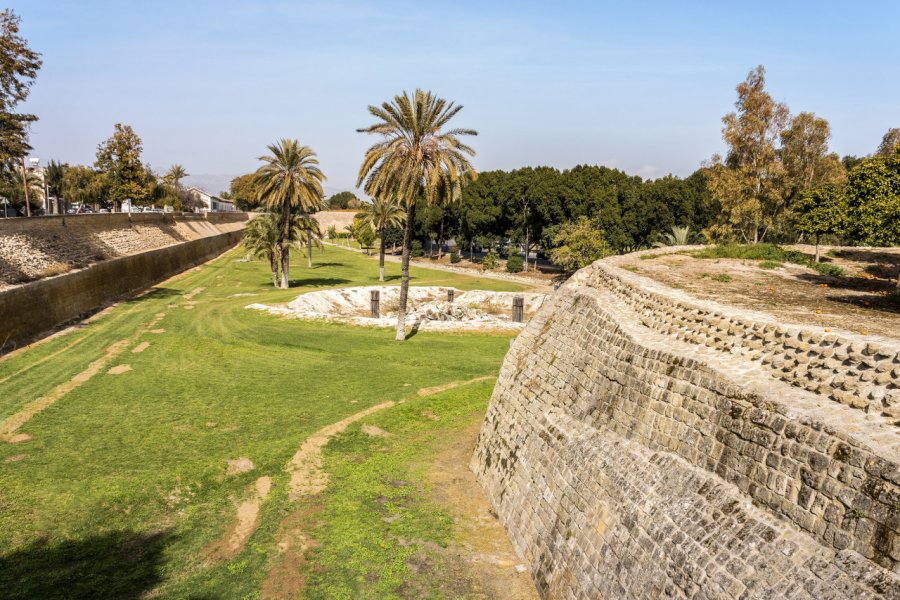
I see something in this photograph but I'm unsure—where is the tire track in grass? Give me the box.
[259,375,496,598]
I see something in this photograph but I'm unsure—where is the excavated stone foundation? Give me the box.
[472,257,899,599]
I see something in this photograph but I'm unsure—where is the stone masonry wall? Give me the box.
[0,212,250,288]
[472,258,899,599]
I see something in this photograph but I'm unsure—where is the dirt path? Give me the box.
[204,475,272,562]
[428,419,539,599]
[286,400,396,499]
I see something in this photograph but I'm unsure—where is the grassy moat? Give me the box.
[0,247,537,599]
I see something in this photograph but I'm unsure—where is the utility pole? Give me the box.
[20,157,30,217]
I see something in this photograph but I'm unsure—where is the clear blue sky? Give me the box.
[9,0,900,196]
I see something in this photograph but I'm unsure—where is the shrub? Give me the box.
[758,261,784,269]
[410,240,424,257]
[506,254,524,272]
[482,250,499,271]
[712,273,732,282]
[811,262,845,277]
[450,252,461,264]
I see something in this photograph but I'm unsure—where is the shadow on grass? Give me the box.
[405,321,421,340]
[310,262,345,268]
[287,277,351,288]
[0,529,180,600]
[125,287,183,303]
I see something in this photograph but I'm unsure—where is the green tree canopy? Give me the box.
[94,123,152,206]
[0,10,42,161]
[326,191,360,209]
[793,183,847,261]
[549,216,614,272]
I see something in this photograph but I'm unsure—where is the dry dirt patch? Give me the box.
[361,424,391,438]
[131,341,150,353]
[226,457,254,476]
[107,364,132,375]
[614,247,900,338]
[204,475,272,562]
[426,420,537,599]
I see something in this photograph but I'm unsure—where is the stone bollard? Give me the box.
[512,296,524,323]
[448,289,455,303]
[370,290,380,318]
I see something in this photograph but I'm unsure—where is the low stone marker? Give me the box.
[448,289,455,303]
[512,296,524,322]
[370,290,380,318]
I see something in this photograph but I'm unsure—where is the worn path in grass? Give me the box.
[0,245,533,599]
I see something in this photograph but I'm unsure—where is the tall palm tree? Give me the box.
[254,139,326,288]
[357,196,406,281]
[357,89,477,340]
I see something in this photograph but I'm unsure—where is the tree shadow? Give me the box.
[123,287,184,304]
[822,293,900,314]
[0,529,176,600]
[794,272,897,294]
[287,277,351,288]
[405,321,421,340]
[310,262,344,268]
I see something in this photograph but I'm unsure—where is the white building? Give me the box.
[186,187,236,212]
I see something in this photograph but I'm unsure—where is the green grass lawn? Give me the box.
[0,245,525,599]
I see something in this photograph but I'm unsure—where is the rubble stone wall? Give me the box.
[472,259,900,599]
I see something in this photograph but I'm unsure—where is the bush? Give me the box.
[758,261,784,269]
[450,252,461,264]
[506,254,524,272]
[712,273,732,282]
[410,240,424,257]
[482,250,499,271]
[811,262,845,277]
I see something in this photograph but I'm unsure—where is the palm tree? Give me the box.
[45,160,65,215]
[653,225,697,247]
[254,140,326,288]
[1,163,42,214]
[164,164,189,187]
[357,196,406,281]
[357,89,477,340]
[243,212,282,286]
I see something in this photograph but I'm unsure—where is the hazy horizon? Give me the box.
[9,0,900,196]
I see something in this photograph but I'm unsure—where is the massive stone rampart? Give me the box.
[473,257,900,599]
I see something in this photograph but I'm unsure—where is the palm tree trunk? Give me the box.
[379,227,386,282]
[307,230,313,267]
[395,201,416,341]
[281,204,291,288]
[269,250,278,287]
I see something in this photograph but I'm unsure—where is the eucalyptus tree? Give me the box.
[254,139,326,288]
[357,89,477,340]
[357,196,406,281]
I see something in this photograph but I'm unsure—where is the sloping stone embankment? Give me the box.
[472,258,900,598]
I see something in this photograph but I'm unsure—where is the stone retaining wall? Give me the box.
[0,212,250,287]
[0,229,242,352]
[473,258,899,598]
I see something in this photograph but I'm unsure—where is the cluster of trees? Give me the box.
[705,65,899,255]
[406,164,715,269]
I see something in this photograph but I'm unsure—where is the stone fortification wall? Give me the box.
[0,212,250,288]
[473,258,900,599]
[315,210,358,236]
[0,229,242,352]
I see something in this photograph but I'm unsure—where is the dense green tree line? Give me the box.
[408,165,717,257]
